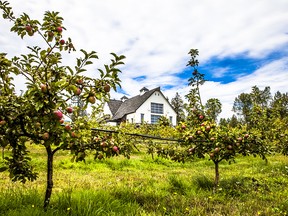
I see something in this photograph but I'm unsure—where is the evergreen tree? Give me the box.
[171,92,185,123]
[205,98,222,122]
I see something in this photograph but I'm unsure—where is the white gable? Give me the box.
[103,102,112,117]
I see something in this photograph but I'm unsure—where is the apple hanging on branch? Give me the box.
[0,1,127,210]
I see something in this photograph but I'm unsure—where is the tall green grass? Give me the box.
[1,146,288,215]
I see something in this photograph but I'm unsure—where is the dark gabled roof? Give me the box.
[107,99,123,116]
[111,87,160,120]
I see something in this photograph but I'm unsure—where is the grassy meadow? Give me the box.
[0,145,288,216]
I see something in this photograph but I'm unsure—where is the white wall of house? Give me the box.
[126,90,177,126]
[103,103,112,118]
[102,103,118,126]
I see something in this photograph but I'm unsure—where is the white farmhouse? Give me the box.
[103,87,177,126]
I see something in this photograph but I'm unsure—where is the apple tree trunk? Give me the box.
[213,160,219,191]
[44,145,54,210]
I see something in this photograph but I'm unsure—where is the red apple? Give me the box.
[53,110,63,120]
[40,83,47,93]
[112,146,119,152]
[244,134,249,139]
[59,39,65,45]
[104,84,111,93]
[88,96,96,104]
[100,142,107,148]
[25,25,32,32]
[74,88,81,96]
[42,132,50,140]
[59,119,65,124]
[0,120,6,126]
[227,145,233,150]
[205,126,211,132]
[181,124,186,129]
[197,130,202,135]
[56,26,62,33]
[237,137,243,142]
[66,107,73,113]
[71,131,76,138]
[199,115,204,120]
[209,152,215,158]
[214,147,220,153]
[65,124,71,131]
[76,79,83,85]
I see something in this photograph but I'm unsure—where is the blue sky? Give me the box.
[0,0,288,118]
[196,50,288,84]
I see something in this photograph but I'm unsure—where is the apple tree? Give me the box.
[0,1,127,209]
[0,53,38,181]
[156,49,269,189]
[270,91,288,155]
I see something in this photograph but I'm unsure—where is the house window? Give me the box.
[141,113,144,122]
[151,115,161,124]
[151,103,163,114]
[169,116,173,123]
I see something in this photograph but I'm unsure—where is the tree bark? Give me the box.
[44,145,54,210]
[214,161,219,192]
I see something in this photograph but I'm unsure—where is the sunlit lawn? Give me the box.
[1,145,288,215]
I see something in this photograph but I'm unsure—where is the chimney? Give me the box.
[121,96,128,102]
[140,87,149,95]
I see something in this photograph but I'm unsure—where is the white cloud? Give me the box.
[211,67,230,78]
[162,57,288,119]
[1,0,288,119]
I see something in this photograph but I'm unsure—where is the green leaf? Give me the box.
[66,66,74,75]
[0,167,8,172]
[85,60,92,65]
[110,52,117,59]
[98,69,104,77]
[104,64,110,73]
[78,68,86,73]
[80,49,87,57]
